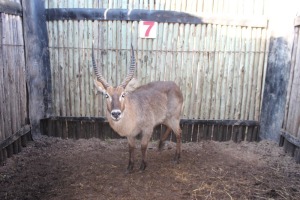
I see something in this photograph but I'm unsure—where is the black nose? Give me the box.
[111,111,121,119]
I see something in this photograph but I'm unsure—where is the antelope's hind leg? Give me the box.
[139,133,152,171]
[158,127,172,151]
[173,125,182,164]
[164,119,182,163]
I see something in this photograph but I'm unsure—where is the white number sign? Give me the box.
[139,21,157,38]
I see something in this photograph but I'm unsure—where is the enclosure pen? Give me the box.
[1,0,299,164]
[2,1,300,199]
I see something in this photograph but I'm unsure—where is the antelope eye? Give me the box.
[105,94,109,98]
[121,93,126,98]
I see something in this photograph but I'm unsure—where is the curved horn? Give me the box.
[120,44,136,88]
[92,43,110,89]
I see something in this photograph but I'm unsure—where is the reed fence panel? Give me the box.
[45,0,268,123]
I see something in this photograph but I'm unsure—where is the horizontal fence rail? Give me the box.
[40,117,259,143]
[0,0,22,16]
[46,8,268,28]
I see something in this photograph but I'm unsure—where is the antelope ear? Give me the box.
[125,78,140,93]
[94,79,107,94]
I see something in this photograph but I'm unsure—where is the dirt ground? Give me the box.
[0,136,300,200]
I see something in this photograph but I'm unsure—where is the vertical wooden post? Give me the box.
[22,0,52,137]
[259,0,296,141]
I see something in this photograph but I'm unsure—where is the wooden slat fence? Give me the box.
[0,0,32,164]
[42,0,268,142]
[280,16,300,163]
[45,0,268,120]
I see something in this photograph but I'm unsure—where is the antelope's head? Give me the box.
[92,44,139,121]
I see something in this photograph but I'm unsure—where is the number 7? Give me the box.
[143,21,155,37]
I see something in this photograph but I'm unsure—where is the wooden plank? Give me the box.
[12,139,20,154]
[212,25,225,119]
[243,26,254,120]
[66,121,75,138]
[255,28,267,121]
[180,119,259,126]
[155,22,164,82]
[237,126,246,142]
[52,22,59,116]
[175,23,184,98]
[14,16,22,128]
[283,139,296,157]
[289,28,300,137]
[193,25,204,119]
[200,24,210,119]
[281,130,300,148]
[55,119,63,138]
[234,26,244,120]
[19,16,27,127]
[0,149,4,163]
[45,8,268,28]
[61,119,68,139]
[260,36,292,140]
[294,147,300,163]
[40,118,47,136]
[246,126,254,142]
[0,13,4,141]
[21,134,28,147]
[22,0,52,135]
[232,126,239,142]
[198,124,205,141]
[230,27,243,119]
[226,125,233,141]
[92,20,99,116]
[0,125,31,149]
[74,21,80,116]
[225,25,234,119]
[63,19,70,116]
[0,0,22,15]
[182,23,192,117]
[56,21,67,116]
[85,20,92,116]
[283,26,298,131]
[207,125,214,140]
[294,16,300,27]
[6,144,13,158]
[191,124,199,142]
[249,28,259,120]
[181,123,189,143]
[67,19,75,116]
[10,15,18,135]
[47,118,54,137]
[2,14,12,140]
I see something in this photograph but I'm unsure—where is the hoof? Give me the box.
[126,161,134,174]
[139,160,147,171]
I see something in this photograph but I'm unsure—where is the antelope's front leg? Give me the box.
[140,133,151,171]
[126,136,135,173]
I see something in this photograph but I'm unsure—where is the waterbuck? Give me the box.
[92,45,183,173]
